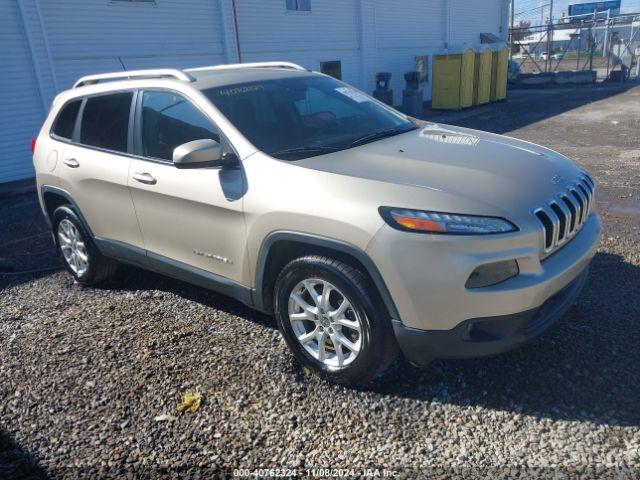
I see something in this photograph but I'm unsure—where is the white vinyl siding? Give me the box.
[450,0,506,45]
[37,0,229,90]
[235,0,362,87]
[0,0,46,182]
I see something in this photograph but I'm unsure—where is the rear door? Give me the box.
[56,91,144,252]
[127,89,247,283]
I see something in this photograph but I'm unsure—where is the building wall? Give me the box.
[234,0,363,87]
[38,0,231,91]
[0,0,52,182]
[3,0,508,183]
[371,0,446,101]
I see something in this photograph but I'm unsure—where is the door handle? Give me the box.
[132,172,157,185]
[63,157,80,168]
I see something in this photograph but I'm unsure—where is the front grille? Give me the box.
[532,174,595,256]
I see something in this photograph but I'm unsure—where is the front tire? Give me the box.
[274,255,398,386]
[52,206,117,286]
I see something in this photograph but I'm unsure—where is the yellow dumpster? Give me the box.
[432,48,475,110]
[473,46,492,105]
[490,45,509,101]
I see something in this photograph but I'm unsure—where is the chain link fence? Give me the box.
[509,12,640,82]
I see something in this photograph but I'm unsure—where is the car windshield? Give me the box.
[203,75,416,160]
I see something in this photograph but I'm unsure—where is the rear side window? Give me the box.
[51,100,82,140]
[80,92,133,152]
[141,91,220,161]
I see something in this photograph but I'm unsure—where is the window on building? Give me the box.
[111,0,156,4]
[51,100,82,140]
[320,61,342,80]
[286,0,311,12]
[140,91,220,161]
[80,92,133,152]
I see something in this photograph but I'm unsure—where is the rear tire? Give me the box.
[274,255,398,387]
[52,206,118,286]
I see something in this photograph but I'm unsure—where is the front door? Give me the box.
[127,90,247,283]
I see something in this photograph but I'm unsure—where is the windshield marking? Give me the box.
[334,87,371,103]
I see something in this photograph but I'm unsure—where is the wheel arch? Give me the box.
[41,186,95,238]
[254,231,400,321]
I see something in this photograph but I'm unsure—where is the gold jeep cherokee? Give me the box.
[33,62,601,385]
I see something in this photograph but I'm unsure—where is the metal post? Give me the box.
[589,23,595,72]
[603,9,610,57]
[546,0,554,72]
[509,0,515,60]
[606,32,612,79]
[636,16,640,79]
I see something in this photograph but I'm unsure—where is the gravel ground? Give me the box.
[1,85,639,479]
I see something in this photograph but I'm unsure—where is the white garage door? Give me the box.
[0,0,46,183]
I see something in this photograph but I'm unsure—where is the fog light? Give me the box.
[465,260,519,288]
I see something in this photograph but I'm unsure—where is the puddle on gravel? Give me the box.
[606,205,640,215]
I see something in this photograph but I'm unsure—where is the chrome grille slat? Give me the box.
[577,184,590,213]
[533,174,596,256]
[582,174,595,190]
[572,186,588,224]
[533,208,554,250]
[569,188,584,224]
[579,177,594,214]
[545,206,561,248]
[552,198,572,241]
[580,178,593,195]
[562,194,578,233]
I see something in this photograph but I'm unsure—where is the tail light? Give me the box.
[31,137,37,154]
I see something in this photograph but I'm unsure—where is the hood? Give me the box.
[297,123,583,213]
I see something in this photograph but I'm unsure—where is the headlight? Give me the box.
[379,207,517,235]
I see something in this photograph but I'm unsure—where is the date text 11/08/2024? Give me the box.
[233,468,400,477]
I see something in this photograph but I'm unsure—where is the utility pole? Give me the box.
[603,9,611,57]
[546,0,554,72]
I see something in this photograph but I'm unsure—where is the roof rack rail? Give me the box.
[185,62,307,73]
[73,69,195,88]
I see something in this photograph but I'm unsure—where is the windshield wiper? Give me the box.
[348,126,416,148]
[271,145,342,158]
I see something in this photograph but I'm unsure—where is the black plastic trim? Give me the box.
[93,237,254,307]
[147,251,253,306]
[93,237,149,269]
[253,231,400,320]
[40,186,94,236]
[40,185,254,307]
[392,267,589,366]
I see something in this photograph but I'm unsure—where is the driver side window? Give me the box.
[141,91,221,161]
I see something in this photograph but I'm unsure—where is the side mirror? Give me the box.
[173,139,238,169]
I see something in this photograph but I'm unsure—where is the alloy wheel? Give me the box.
[287,278,362,367]
[57,218,89,277]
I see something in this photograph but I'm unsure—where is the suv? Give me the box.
[33,62,601,386]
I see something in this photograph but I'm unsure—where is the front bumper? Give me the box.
[367,211,601,363]
[367,212,601,330]
[392,266,589,365]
